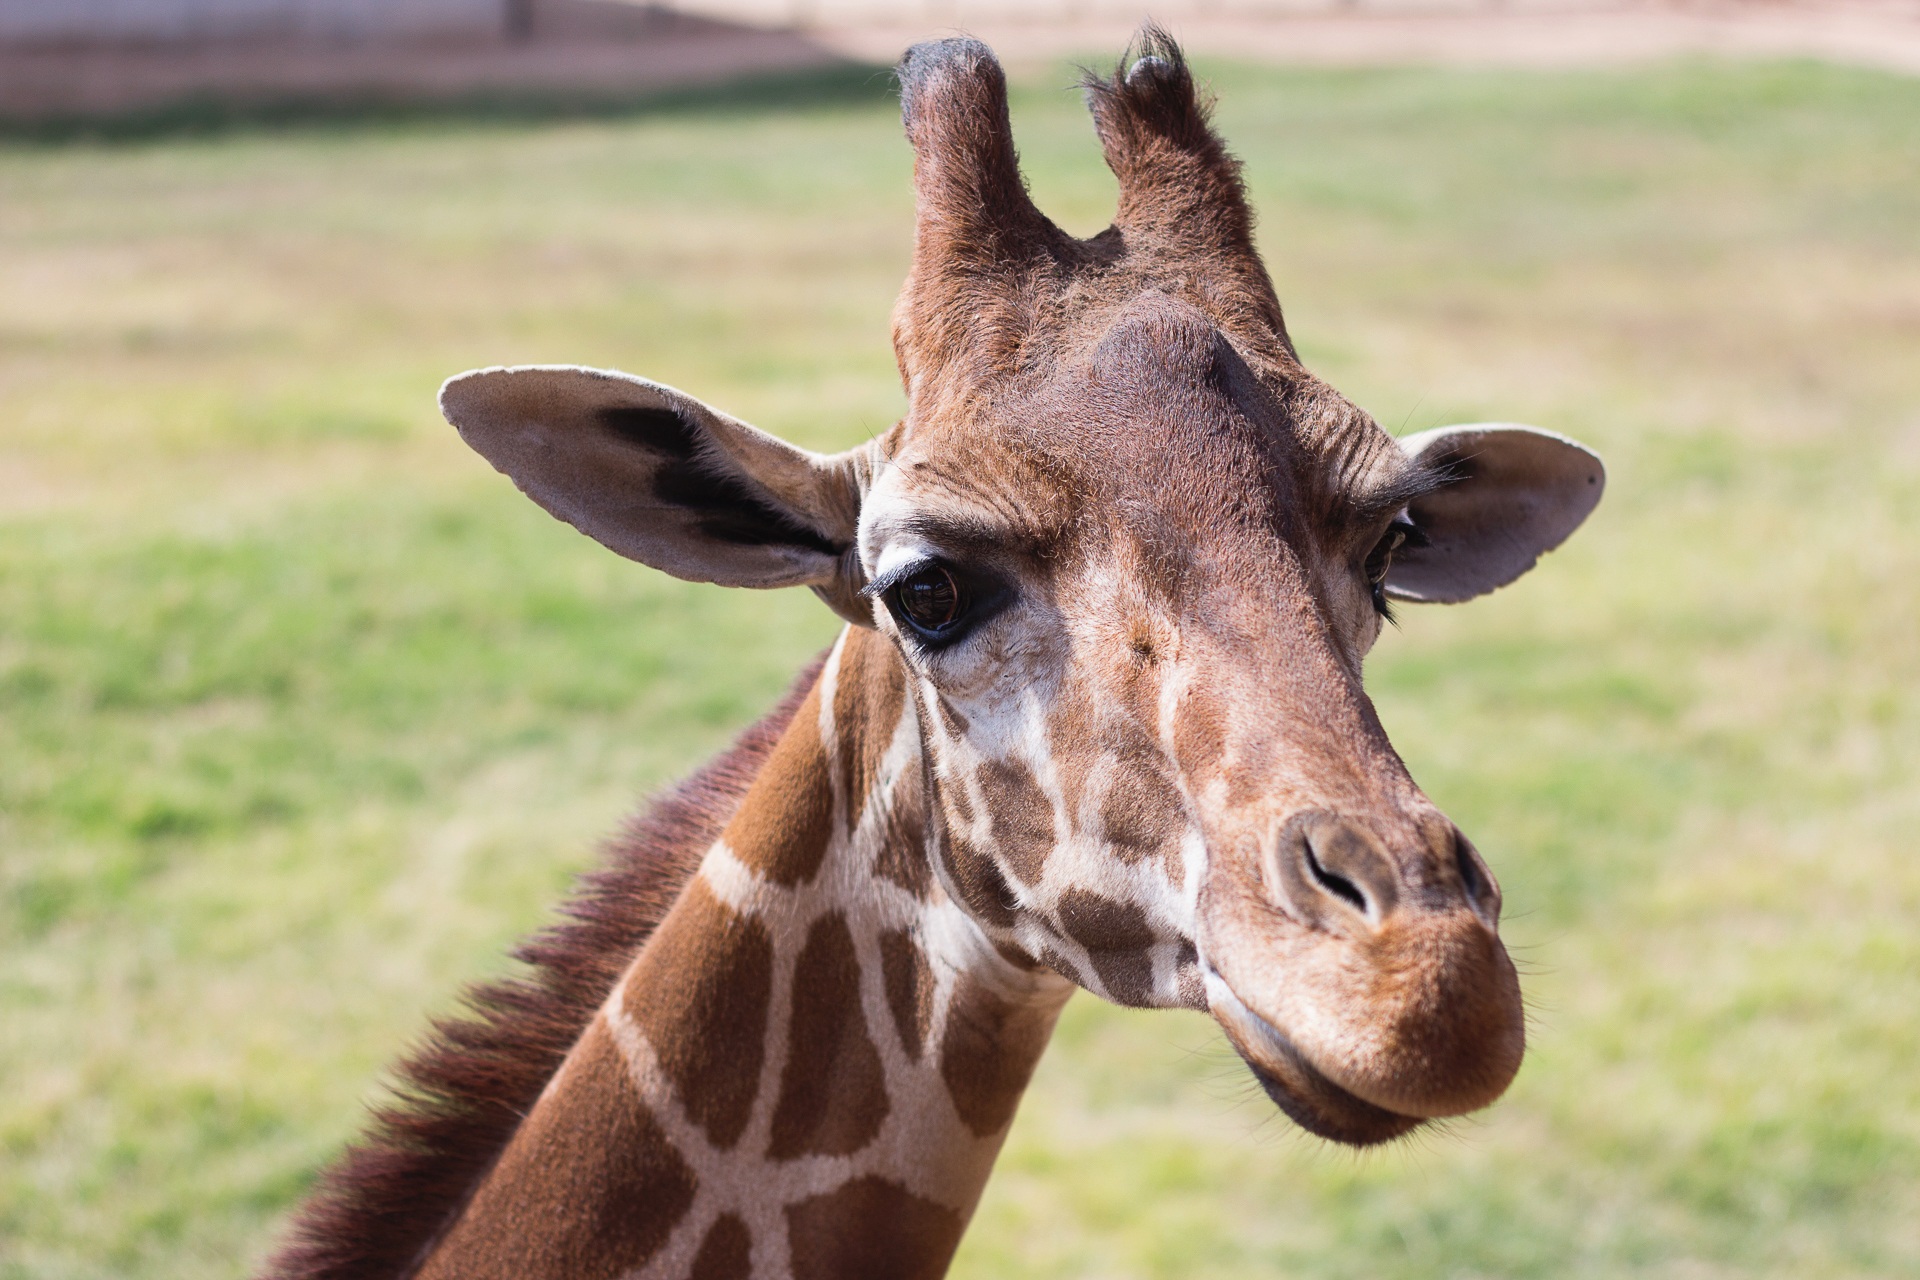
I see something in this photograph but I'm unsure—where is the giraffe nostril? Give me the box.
[1455,839,1481,900]
[1266,812,1400,929]
[1304,841,1368,913]
[1453,830,1502,926]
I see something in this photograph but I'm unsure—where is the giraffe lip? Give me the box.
[1208,976,1425,1147]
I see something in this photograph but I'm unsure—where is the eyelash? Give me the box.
[1365,519,1420,620]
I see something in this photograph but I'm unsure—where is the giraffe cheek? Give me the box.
[1171,683,1231,780]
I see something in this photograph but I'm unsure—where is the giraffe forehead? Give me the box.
[866,421,1386,624]
[859,463,1285,630]
[902,292,1362,491]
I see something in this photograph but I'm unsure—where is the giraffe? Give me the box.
[264,29,1605,1280]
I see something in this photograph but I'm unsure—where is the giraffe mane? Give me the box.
[260,653,830,1280]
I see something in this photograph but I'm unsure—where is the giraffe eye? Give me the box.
[890,565,966,639]
[868,557,1010,649]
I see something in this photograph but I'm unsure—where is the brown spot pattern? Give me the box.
[873,758,933,899]
[785,1176,966,1280]
[1042,687,1098,820]
[624,880,772,1150]
[1172,686,1228,779]
[939,767,975,828]
[879,929,936,1060]
[1056,888,1157,1006]
[993,938,1044,971]
[1099,755,1186,864]
[978,756,1055,886]
[270,656,826,1280]
[939,830,1017,928]
[769,913,890,1159]
[1039,947,1085,987]
[689,1213,753,1280]
[415,1018,695,1280]
[935,696,971,738]
[833,628,908,832]
[939,974,1055,1137]
[725,683,835,885]
[1172,940,1207,1009]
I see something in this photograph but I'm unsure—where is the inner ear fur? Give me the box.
[440,365,874,623]
[1386,424,1605,604]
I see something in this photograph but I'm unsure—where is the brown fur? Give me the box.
[784,1176,966,1280]
[269,21,1570,1274]
[260,656,824,1280]
[937,973,1056,1137]
[624,878,776,1150]
[1054,889,1156,1007]
[871,757,934,899]
[976,756,1053,885]
[938,829,1019,929]
[413,1017,695,1279]
[833,621,907,832]
[1098,754,1186,863]
[879,928,936,1061]
[767,912,891,1159]
[726,682,836,886]
[689,1214,754,1280]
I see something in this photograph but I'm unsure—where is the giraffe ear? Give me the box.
[441,365,874,624]
[1385,424,1605,604]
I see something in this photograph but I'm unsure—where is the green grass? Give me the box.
[3,57,1918,1279]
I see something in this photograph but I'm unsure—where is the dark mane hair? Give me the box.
[261,654,827,1279]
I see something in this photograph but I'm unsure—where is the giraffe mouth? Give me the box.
[1207,976,1425,1147]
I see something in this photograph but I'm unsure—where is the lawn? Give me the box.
[3,55,1918,1279]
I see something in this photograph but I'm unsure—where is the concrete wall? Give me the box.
[0,0,1655,47]
[0,0,510,44]
[668,0,1613,24]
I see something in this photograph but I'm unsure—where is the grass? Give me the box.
[3,55,1918,1279]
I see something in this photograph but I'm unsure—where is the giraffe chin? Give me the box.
[1210,983,1426,1147]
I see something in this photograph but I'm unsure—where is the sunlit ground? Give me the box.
[2,59,1917,1278]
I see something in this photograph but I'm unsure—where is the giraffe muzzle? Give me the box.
[1200,810,1527,1140]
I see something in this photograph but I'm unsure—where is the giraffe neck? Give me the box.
[416,627,1073,1280]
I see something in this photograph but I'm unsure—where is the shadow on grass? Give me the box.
[0,60,900,148]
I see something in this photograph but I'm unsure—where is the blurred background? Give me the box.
[3,2,1918,1277]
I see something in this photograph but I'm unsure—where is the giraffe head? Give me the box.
[440,31,1602,1147]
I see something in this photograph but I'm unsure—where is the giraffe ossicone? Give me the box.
[265,27,1604,1280]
